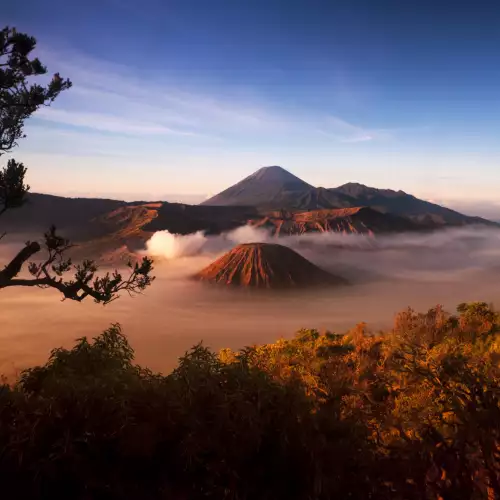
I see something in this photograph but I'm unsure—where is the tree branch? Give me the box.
[0,241,40,284]
[0,226,154,304]
[1,277,52,287]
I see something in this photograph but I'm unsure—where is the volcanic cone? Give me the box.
[195,243,346,288]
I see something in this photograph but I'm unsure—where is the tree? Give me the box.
[0,26,154,304]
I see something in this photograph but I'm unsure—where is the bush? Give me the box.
[0,303,499,499]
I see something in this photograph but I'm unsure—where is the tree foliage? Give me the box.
[0,302,499,499]
[0,26,71,152]
[0,26,154,303]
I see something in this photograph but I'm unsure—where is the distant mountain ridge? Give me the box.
[203,166,496,228]
[329,183,481,226]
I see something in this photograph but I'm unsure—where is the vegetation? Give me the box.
[0,26,154,303]
[0,302,498,499]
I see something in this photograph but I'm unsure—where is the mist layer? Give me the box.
[1,226,500,378]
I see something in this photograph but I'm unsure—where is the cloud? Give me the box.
[34,47,281,136]
[6,225,500,376]
[318,116,392,143]
[35,108,198,137]
[144,224,500,269]
[32,46,385,145]
[145,225,270,260]
[340,134,374,143]
[146,230,208,259]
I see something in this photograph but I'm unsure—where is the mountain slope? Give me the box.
[142,203,259,235]
[278,187,354,211]
[195,243,346,288]
[203,167,497,227]
[1,193,126,236]
[250,207,420,235]
[69,203,260,264]
[75,204,420,264]
[201,166,313,208]
[329,183,494,226]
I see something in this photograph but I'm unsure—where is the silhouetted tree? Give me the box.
[0,26,154,303]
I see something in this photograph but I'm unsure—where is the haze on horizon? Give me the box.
[3,0,500,213]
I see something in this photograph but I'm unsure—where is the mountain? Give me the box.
[2,194,259,239]
[201,166,313,209]
[203,167,497,227]
[328,183,491,226]
[250,207,420,236]
[0,193,260,264]
[61,202,260,264]
[194,243,346,289]
[1,193,126,236]
[142,203,259,235]
[2,166,497,266]
[70,204,423,264]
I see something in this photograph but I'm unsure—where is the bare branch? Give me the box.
[0,241,40,284]
[1,277,52,288]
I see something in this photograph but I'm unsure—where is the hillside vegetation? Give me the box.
[0,302,499,499]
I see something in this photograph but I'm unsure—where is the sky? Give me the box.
[3,0,500,214]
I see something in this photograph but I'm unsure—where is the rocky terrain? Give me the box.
[70,204,421,263]
[194,243,347,289]
[249,206,420,235]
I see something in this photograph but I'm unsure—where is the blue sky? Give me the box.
[4,0,500,211]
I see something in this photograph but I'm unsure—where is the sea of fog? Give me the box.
[1,225,500,378]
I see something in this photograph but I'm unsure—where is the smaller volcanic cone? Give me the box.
[195,243,346,289]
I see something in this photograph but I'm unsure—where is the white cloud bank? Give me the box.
[144,224,500,262]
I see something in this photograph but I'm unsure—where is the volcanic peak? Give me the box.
[195,242,346,289]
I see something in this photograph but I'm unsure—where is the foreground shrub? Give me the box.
[0,303,499,499]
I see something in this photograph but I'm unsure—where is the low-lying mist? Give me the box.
[1,225,500,378]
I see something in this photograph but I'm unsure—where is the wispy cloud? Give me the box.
[341,135,374,143]
[35,47,282,137]
[318,116,392,143]
[31,46,388,147]
[35,108,198,137]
